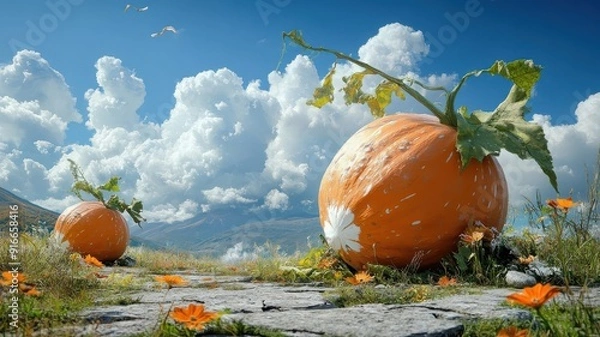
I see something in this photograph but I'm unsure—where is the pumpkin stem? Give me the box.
[282,30,450,125]
[282,30,559,193]
[67,159,146,227]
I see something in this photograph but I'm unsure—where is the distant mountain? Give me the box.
[130,209,324,256]
[191,217,323,257]
[0,187,59,232]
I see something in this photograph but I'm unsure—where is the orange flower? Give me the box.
[22,286,42,297]
[518,255,535,265]
[0,271,26,286]
[83,254,104,268]
[462,221,497,244]
[497,326,529,337]
[17,282,42,297]
[506,283,562,309]
[317,257,337,269]
[345,270,374,285]
[437,276,457,287]
[547,197,578,212]
[155,275,188,289]
[461,230,484,245]
[169,303,219,331]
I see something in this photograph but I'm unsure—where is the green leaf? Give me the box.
[67,159,146,226]
[98,177,121,192]
[456,85,558,192]
[106,195,127,212]
[307,65,336,108]
[487,60,541,97]
[126,198,146,227]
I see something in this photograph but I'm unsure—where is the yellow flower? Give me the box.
[0,271,26,286]
[345,270,374,285]
[437,276,457,287]
[547,197,578,212]
[496,326,530,337]
[155,275,188,289]
[83,254,104,268]
[169,303,219,331]
[506,283,562,309]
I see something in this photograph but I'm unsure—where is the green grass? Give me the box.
[324,283,473,307]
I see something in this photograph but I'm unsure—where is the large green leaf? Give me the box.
[456,85,558,192]
[487,60,541,97]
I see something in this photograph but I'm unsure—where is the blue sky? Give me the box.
[3,0,598,135]
[1,0,599,227]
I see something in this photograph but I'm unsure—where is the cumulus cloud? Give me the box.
[85,57,145,130]
[358,23,430,75]
[0,22,597,229]
[264,189,289,211]
[0,50,80,196]
[0,50,80,124]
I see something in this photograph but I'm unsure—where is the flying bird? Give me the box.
[124,4,149,12]
[151,25,178,38]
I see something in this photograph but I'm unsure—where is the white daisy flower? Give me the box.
[323,204,362,253]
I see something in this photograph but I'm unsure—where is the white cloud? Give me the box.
[0,50,81,124]
[0,50,81,197]
[84,57,145,130]
[0,97,66,147]
[142,199,199,224]
[264,189,289,211]
[358,23,430,75]
[203,187,256,204]
[220,242,259,263]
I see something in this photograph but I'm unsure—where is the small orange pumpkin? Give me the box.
[52,159,145,262]
[54,201,130,262]
[318,113,508,269]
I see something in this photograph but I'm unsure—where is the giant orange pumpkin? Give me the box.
[53,201,130,262]
[318,113,508,270]
[286,30,557,271]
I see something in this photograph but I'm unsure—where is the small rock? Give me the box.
[113,256,137,267]
[526,259,562,283]
[505,270,537,288]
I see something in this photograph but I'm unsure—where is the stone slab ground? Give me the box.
[38,268,600,337]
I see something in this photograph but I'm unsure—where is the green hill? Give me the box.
[0,187,59,233]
